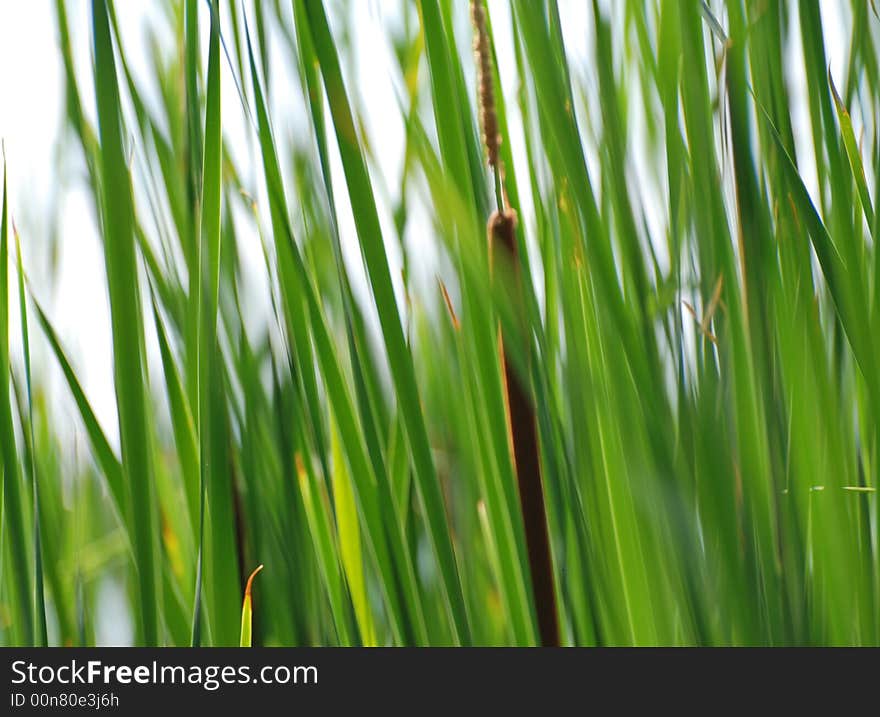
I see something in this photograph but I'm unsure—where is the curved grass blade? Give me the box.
[239,563,263,647]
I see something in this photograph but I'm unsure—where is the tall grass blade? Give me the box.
[0,156,34,645]
[91,0,160,645]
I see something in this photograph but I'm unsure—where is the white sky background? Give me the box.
[0,1,852,457]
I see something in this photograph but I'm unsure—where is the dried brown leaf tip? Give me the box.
[471,0,499,169]
[682,273,724,345]
[437,277,461,331]
[245,564,264,600]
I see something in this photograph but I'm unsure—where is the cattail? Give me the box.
[475,3,559,647]
[471,0,500,169]
[489,207,561,648]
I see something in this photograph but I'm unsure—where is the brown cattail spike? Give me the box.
[489,208,561,647]
[471,0,500,169]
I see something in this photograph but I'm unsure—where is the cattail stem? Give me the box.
[474,0,560,647]
[490,210,561,647]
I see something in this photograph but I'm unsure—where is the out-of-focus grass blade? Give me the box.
[296,452,355,644]
[31,299,125,511]
[291,0,391,499]
[244,13,426,645]
[149,292,198,536]
[182,0,203,412]
[55,0,97,174]
[0,157,34,645]
[760,102,878,399]
[797,0,852,243]
[239,563,263,647]
[303,0,471,646]
[417,0,478,221]
[13,226,47,646]
[242,11,331,492]
[828,72,875,236]
[330,416,375,645]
